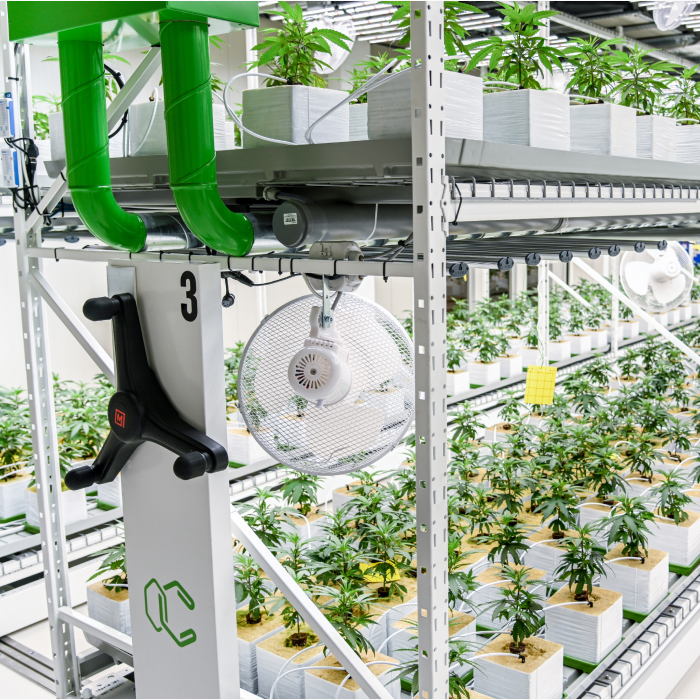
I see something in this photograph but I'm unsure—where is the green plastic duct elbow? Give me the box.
[58,25,146,252]
[159,12,254,256]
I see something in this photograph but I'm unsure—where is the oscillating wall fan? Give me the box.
[237,293,414,475]
[620,241,694,312]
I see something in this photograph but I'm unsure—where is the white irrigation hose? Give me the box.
[223,62,405,148]
[272,641,324,695]
[128,88,159,157]
[334,661,399,699]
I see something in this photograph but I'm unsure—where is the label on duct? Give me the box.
[283,212,298,225]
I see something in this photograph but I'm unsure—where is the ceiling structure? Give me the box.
[258,1,700,63]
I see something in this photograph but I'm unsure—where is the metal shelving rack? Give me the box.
[3,1,700,698]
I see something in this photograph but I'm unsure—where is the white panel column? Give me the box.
[509,263,527,299]
[537,262,550,365]
[468,268,490,310]
[111,261,238,699]
[411,2,450,697]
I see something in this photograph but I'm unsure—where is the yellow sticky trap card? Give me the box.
[524,365,557,405]
[360,562,401,583]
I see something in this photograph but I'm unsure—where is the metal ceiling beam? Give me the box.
[552,11,696,67]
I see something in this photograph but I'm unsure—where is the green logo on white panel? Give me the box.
[144,579,197,647]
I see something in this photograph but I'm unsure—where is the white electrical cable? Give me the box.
[129,88,159,157]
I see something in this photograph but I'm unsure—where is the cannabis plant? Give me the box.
[363,514,411,599]
[607,495,656,558]
[250,2,351,87]
[447,338,466,372]
[314,580,376,655]
[664,416,692,460]
[387,0,483,56]
[484,512,529,566]
[489,565,545,654]
[652,468,692,525]
[88,539,127,593]
[280,470,320,517]
[535,478,580,537]
[347,53,392,104]
[499,390,527,428]
[237,488,297,551]
[312,535,370,588]
[464,2,563,89]
[0,387,32,467]
[447,534,480,609]
[564,36,619,100]
[234,553,274,624]
[554,524,609,601]
[609,44,678,114]
[586,446,628,502]
[664,65,700,121]
[450,402,485,442]
[269,571,318,647]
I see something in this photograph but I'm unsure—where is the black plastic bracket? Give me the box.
[65,293,228,491]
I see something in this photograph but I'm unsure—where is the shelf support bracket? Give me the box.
[29,270,115,384]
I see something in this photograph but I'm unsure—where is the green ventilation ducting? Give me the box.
[58,25,147,252]
[159,12,254,257]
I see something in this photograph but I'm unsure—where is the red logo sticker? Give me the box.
[114,409,126,428]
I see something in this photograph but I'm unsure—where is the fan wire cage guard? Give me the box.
[237,294,415,475]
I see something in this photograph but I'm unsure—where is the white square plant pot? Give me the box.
[603,324,624,344]
[367,578,418,646]
[637,115,676,160]
[305,651,401,699]
[600,545,669,615]
[332,479,362,515]
[242,85,349,149]
[25,484,87,530]
[97,474,122,509]
[472,566,546,629]
[85,582,130,649]
[390,610,475,674]
[519,347,541,369]
[284,511,327,541]
[349,103,368,141]
[256,626,323,700]
[578,501,615,530]
[693,302,700,317]
[549,339,572,362]
[499,354,523,378]
[621,320,640,339]
[639,312,667,333]
[126,101,229,155]
[237,609,285,695]
[668,308,681,325]
[368,70,483,141]
[570,103,637,157]
[483,89,570,151]
[524,527,568,577]
[469,361,501,387]
[447,369,471,396]
[646,511,700,568]
[545,585,623,665]
[0,468,31,521]
[508,336,525,353]
[679,304,693,321]
[675,124,700,163]
[566,334,592,355]
[473,634,564,700]
[586,329,609,350]
[227,426,270,466]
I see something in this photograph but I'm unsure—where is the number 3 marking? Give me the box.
[181,271,198,322]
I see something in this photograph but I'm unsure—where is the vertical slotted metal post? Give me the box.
[411,3,449,698]
[537,262,550,365]
[611,257,620,356]
[0,10,79,696]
